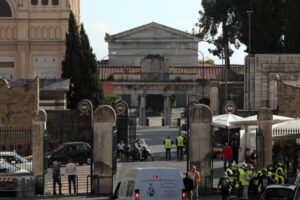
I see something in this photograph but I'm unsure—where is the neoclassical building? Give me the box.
[0,0,80,80]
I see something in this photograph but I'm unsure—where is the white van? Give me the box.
[113,167,185,200]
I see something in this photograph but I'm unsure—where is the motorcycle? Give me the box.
[124,144,154,162]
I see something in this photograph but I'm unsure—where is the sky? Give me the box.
[81,0,246,65]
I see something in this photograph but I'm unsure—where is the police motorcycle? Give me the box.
[124,140,154,162]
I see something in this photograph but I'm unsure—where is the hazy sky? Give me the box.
[81,0,246,64]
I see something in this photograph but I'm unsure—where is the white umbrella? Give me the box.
[212,113,244,129]
[272,119,300,129]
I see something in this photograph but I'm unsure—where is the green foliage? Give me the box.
[62,11,104,109]
[196,0,240,69]
[103,95,120,106]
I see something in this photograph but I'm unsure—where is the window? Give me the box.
[31,0,38,5]
[42,0,48,5]
[52,0,59,5]
[0,0,12,17]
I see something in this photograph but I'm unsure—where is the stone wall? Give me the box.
[277,81,300,117]
[0,79,38,129]
[46,109,92,145]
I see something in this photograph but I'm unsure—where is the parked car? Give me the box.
[48,142,91,166]
[112,167,185,200]
[0,159,29,174]
[0,152,32,172]
[261,184,300,200]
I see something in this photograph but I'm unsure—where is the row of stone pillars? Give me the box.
[139,95,171,126]
[32,102,117,195]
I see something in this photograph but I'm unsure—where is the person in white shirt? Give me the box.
[66,158,76,195]
[117,140,125,158]
[134,139,143,160]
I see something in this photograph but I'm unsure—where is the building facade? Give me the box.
[0,0,80,80]
[105,22,199,67]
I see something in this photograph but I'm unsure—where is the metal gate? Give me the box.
[128,114,137,144]
[112,126,117,189]
[256,129,264,169]
[43,129,49,194]
[273,128,300,176]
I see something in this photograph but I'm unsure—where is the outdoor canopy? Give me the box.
[231,114,294,126]
[212,113,244,129]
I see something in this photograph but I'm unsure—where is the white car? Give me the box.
[113,167,185,200]
[0,152,32,172]
[0,159,29,174]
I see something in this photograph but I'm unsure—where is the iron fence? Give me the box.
[272,128,300,176]
[0,128,32,174]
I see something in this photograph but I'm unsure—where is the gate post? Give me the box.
[93,105,116,195]
[258,107,273,167]
[189,104,212,194]
[32,109,47,194]
[113,99,129,144]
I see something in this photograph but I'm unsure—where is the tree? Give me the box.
[196,0,240,69]
[79,24,104,108]
[62,11,82,108]
[232,0,285,53]
[284,0,300,53]
[62,12,104,108]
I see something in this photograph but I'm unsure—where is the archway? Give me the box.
[0,0,12,17]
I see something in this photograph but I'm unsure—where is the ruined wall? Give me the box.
[0,79,38,128]
[277,81,300,117]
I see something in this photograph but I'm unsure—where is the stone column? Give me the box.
[164,95,171,126]
[93,105,116,195]
[258,107,273,167]
[32,109,47,194]
[189,104,212,194]
[139,95,146,126]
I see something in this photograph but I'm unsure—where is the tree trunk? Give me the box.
[222,14,230,70]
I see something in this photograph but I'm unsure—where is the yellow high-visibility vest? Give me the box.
[177,136,184,147]
[226,168,235,183]
[164,139,172,149]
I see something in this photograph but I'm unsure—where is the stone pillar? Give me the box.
[258,107,273,167]
[139,95,146,126]
[113,99,129,144]
[164,95,171,126]
[93,105,116,195]
[32,109,47,194]
[189,104,212,194]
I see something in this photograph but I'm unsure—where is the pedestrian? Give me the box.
[237,164,246,198]
[231,139,239,165]
[66,158,76,195]
[188,165,200,200]
[295,166,300,185]
[218,172,231,200]
[164,136,173,160]
[176,133,184,161]
[248,149,256,164]
[222,143,232,170]
[242,166,250,200]
[183,172,194,200]
[225,164,235,195]
[134,139,143,160]
[52,161,61,195]
[117,140,125,159]
[258,168,268,194]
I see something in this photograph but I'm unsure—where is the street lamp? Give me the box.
[247,10,253,116]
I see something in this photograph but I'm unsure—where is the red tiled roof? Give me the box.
[99,66,244,80]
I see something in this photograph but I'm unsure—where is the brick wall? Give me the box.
[277,81,300,117]
[46,109,92,145]
[0,79,38,129]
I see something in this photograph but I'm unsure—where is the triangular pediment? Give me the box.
[105,22,198,42]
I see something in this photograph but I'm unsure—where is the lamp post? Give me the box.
[247,10,253,116]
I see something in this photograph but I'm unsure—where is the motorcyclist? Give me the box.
[134,139,143,160]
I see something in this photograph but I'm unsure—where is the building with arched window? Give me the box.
[0,0,80,80]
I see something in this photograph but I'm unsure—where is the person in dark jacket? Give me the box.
[183,173,194,200]
[52,161,62,195]
[218,172,231,200]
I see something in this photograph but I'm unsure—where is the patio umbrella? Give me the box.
[212,113,245,129]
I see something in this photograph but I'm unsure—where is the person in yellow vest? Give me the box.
[237,163,246,198]
[226,164,235,195]
[242,165,251,200]
[253,167,262,198]
[176,133,185,161]
[276,170,285,184]
[163,136,173,160]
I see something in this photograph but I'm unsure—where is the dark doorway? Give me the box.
[146,95,163,116]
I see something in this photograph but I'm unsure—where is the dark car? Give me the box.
[48,142,91,166]
[261,184,300,200]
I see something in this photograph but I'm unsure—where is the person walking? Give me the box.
[222,143,232,170]
[117,140,125,159]
[231,139,239,165]
[218,172,231,200]
[66,158,76,195]
[183,172,194,200]
[188,165,200,200]
[225,164,235,195]
[242,166,250,200]
[176,133,184,161]
[52,161,61,195]
[164,136,173,160]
